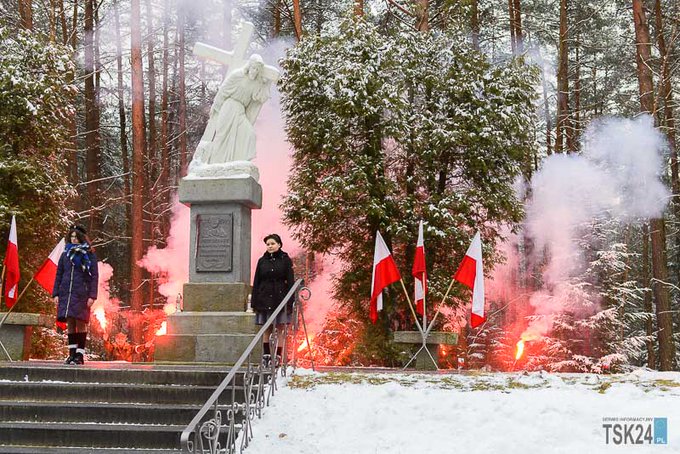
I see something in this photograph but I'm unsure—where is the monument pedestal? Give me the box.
[155,177,262,364]
[0,313,52,361]
[393,331,458,371]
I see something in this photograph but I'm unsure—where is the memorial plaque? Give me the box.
[195,214,233,272]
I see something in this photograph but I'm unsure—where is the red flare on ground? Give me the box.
[298,335,315,353]
[515,339,525,360]
[94,307,107,330]
[156,321,167,336]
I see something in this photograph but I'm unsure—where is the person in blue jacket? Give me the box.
[52,225,98,365]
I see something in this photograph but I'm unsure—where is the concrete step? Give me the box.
[0,380,238,405]
[0,400,207,426]
[0,447,180,453]
[0,422,189,450]
[0,362,234,386]
[155,333,260,363]
[0,361,253,451]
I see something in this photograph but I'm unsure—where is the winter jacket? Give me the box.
[52,248,99,322]
[251,249,295,312]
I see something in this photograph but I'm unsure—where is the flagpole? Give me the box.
[399,279,424,334]
[422,271,427,338]
[0,265,6,311]
[426,278,456,335]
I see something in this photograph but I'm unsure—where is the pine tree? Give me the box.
[279,17,538,363]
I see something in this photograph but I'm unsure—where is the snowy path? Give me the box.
[246,369,680,454]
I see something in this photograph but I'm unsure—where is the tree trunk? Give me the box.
[47,0,57,42]
[642,225,656,369]
[415,0,429,32]
[18,0,33,30]
[654,0,680,287]
[512,0,523,53]
[555,0,570,154]
[159,0,171,241]
[354,0,364,17]
[272,0,281,38]
[177,6,189,176]
[292,0,303,41]
[113,0,131,242]
[632,0,675,371]
[571,32,580,151]
[58,0,67,44]
[471,0,480,51]
[84,0,101,236]
[508,0,516,54]
[130,0,148,349]
[178,4,188,176]
[145,0,158,308]
[538,45,552,155]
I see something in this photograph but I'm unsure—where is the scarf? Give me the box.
[65,242,92,275]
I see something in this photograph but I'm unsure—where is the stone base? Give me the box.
[167,312,257,335]
[0,313,52,361]
[414,345,439,371]
[154,333,262,364]
[393,331,458,371]
[182,282,250,312]
[155,311,258,363]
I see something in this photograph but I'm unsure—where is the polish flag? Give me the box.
[412,221,426,316]
[453,231,485,328]
[369,231,401,324]
[34,238,66,293]
[3,215,20,308]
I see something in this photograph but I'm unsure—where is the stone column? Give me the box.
[155,176,262,363]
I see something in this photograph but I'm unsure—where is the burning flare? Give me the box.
[297,335,315,353]
[94,306,107,330]
[515,339,525,361]
[156,321,167,336]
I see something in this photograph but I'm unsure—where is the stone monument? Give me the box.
[155,23,279,364]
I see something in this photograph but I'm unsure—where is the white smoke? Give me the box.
[521,115,669,334]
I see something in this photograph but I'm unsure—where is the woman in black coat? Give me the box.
[251,233,294,361]
[52,225,98,365]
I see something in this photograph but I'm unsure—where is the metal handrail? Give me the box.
[180,278,310,453]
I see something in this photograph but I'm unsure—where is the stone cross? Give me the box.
[193,22,279,146]
[193,22,253,76]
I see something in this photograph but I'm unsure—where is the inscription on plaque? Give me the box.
[195,214,233,272]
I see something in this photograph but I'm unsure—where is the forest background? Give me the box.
[0,0,678,370]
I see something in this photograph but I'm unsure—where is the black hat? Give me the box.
[70,224,87,235]
[264,233,282,247]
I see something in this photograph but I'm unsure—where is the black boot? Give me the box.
[275,346,283,367]
[262,343,271,366]
[65,334,77,364]
[73,332,86,365]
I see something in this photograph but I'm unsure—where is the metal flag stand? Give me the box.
[290,285,315,372]
[401,276,459,370]
[398,278,439,370]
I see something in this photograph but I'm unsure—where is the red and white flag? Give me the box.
[453,231,485,328]
[3,215,20,308]
[34,238,65,293]
[412,220,426,316]
[370,231,401,324]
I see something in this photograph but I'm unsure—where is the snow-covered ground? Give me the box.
[247,368,680,454]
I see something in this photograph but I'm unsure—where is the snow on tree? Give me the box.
[0,27,76,318]
[278,17,538,363]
